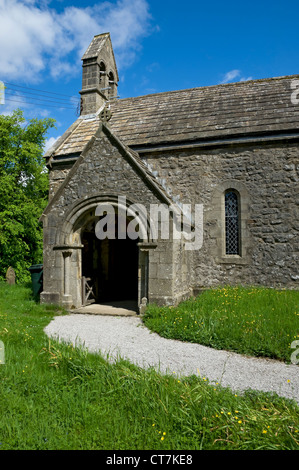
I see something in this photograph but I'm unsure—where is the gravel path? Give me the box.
[44,314,299,404]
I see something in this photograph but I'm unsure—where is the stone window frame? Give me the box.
[224,188,240,256]
[108,71,116,97]
[99,61,106,84]
[211,180,251,265]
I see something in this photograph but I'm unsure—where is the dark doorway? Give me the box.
[81,220,139,304]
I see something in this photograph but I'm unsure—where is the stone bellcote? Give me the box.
[80,33,119,116]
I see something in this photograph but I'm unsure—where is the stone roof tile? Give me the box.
[81,33,109,60]
[109,75,299,147]
[50,75,299,157]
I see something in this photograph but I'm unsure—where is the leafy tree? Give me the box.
[0,109,56,282]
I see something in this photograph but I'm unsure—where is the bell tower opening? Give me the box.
[108,71,117,98]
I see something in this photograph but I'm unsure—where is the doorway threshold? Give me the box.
[72,300,138,316]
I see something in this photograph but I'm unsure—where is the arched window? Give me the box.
[108,72,115,97]
[225,189,240,255]
[99,62,106,83]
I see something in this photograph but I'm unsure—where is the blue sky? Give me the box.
[1,0,299,150]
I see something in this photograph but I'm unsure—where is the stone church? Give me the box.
[40,32,299,311]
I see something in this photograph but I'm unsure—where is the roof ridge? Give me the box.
[115,73,299,102]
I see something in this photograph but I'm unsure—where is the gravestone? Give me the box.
[6,267,16,285]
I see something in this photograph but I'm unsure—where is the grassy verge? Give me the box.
[0,282,298,450]
[143,286,299,363]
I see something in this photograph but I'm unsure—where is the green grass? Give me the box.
[144,286,299,363]
[0,282,299,450]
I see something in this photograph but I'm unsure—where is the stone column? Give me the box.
[137,242,157,312]
[53,244,83,309]
[62,250,73,309]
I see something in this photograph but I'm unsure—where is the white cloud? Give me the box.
[220,69,253,84]
[0,0,56,80]
[220,69,241,84]
[44,135,60,153]
[239,75,253,82]
[0,0,152,82]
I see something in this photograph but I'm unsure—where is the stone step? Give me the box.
[72,300,138,316]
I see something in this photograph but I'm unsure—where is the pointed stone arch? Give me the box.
[52,193,158,309]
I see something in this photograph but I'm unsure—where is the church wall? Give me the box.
[143,141,299,291]
[48,166,72,201]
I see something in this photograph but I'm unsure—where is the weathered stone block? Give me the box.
[40,292,60,305]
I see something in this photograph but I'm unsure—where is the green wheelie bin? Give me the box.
[28,264,43,298]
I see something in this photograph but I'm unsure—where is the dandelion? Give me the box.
[262,430,267,434]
